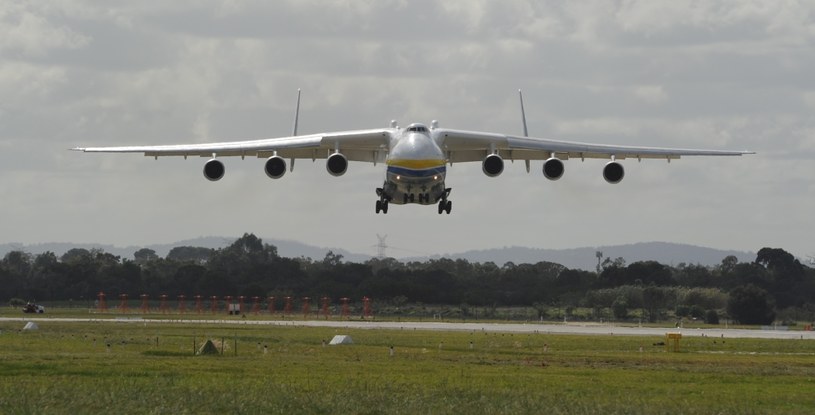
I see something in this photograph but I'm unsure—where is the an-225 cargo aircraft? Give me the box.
[73,91,753,214]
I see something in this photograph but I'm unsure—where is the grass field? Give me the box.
[1,313,814,414]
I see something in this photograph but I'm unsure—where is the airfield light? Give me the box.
[396,175,401,180]
[320,297,331,320]
[284,296,293,315]
[340,297,350,318]
[97,292,107,313]
[302,297,311,318]
[363,297,373,319]
[238,296,246,316]
[140,294,149,314]
[159,294,169,314]
[194,295,203,314]
[251,296,261,315]
[209,296,218,314]
[178,295,186,314]
[224,296,233,315]
[267,296,276,315]
[118,294,128,313]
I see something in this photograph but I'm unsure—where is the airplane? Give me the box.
[73,90,753,214]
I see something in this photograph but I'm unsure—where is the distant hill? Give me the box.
[1,239,753,270]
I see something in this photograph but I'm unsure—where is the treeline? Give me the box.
[2,234,813,325]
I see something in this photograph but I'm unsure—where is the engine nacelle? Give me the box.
[203,159,225,181]
[482,154,504,177]
[603,161,625,184]
[264,156,286,179]
[326,152,348,176]
[543,157,565,181]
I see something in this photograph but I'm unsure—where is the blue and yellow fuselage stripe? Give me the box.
[386,159,447,178]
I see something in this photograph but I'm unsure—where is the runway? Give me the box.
[3,317,813,340]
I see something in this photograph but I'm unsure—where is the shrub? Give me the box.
[704,309,719,324]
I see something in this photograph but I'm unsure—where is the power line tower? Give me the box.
[376,234,388,259]
[596,251,604,273]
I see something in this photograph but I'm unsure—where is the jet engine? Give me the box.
[203,159,225,181]
[326,153,348,176]
[543,157,565,181]
[264,155,287,179]
[482,154,504,177]
[603,161,625,184]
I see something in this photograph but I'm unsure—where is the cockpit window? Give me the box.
[406,124,428,133]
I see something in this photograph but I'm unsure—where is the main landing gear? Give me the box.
[375,187,389,214]
[437,188,452,215]
[437,199,452,215]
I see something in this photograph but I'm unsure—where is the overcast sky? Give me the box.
[1,1,812,260]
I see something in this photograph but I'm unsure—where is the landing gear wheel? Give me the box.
[438,199,452,215]
[376,200,382,214]
[382,201,388,214]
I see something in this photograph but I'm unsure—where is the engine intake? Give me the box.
[482,154,504,177]
[603,161,625,184]
[203,159,225,181]
[543,157,564,181]
[264,156,286,179]
[327,153,348,176]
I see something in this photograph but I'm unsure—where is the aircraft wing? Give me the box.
[72,128,393,163]
[437,128,754,163]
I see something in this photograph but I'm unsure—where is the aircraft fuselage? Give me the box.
[381,123,448,206]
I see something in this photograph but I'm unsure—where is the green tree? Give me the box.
[727,284,776,325]
[611,296,628,320]
[134,248,158,265]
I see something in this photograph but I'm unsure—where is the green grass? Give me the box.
[0,317,813,414]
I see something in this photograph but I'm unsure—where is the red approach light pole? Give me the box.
[97,292,107,313]
[267,296,276,315]
[283,296,293,316]
[251,296,261,315]
[119,294,128,313]
[238,296,246,315]
[224,296,233,315]
[302,297,311,318]
[194,295,203,314]
[320,297,331,320]
[210,296,218,314]
[140,294,149,314]
[159,294,169,314]
[340,297,350,318]
[363,296,372,319]
[178,295,186,314]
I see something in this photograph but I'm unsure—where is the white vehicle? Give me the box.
[73,91,752,214]
[22,303,45,313]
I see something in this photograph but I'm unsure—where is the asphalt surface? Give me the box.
[3,317,814,340]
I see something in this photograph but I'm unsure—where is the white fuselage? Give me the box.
[382,123,447,205]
